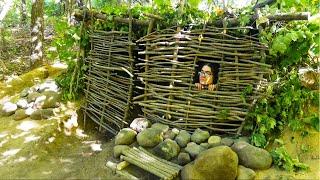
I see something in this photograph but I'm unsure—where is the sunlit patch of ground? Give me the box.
[0,66,120,178]
[0,108,120,179]
[0,64,66,99]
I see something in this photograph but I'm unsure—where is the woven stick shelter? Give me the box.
[83,29,136,135]
[134,25,271,134]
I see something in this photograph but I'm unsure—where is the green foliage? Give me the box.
[45,1,63,16]
[260,22,319,68]
[247,70,318,148]
[47,18,79,63]
[48,17,89,100]
[271,146,309,172]
[247,11,320,150]
[277,0,320,14]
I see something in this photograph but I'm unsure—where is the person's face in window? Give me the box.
[199,65,213,85]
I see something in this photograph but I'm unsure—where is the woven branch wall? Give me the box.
[84,30,135,135]
[135,26,271,134]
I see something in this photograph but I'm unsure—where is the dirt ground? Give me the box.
[0,65,122,179]
[0,113,123,179]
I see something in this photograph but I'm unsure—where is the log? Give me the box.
[74,9,149,26]
[267,12,310,21]
[210,12,310,27]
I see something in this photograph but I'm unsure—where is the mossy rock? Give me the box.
[137,128,163,147]
[13,109,28,120]
[115,128,137,145]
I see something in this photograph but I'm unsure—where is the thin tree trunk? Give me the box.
[30,0,44,68]
[20,0,27,25]
[66,0,75,24]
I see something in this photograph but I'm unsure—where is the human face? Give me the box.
[199,65,213,85]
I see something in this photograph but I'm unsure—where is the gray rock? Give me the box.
[235,136,250,143]
[41,91,60,109]
[151,123,169,133]
[208,135,221,147]
[174,130,191,148]
[137,128,163,147]
[25,107,35,116]
[163,129,179,140]
[178,152,191,165]
[27,92,41,103]
[200,143,209,149]
[181,146,238,180]
[231,141,272,170]
[30,109,54,120]
[191,128,210,144]
[130,118,151,132]
[113,145,130,158]
[237,165,256,180]
[34,95,46,109]
[153,139,180,160]
[0,102,17,116]
[115,128,137,145]
[221,137,234,147]
[13,109,28,120]
[185,142,206,158]
[16,99,28,109]
[39,80,59,92]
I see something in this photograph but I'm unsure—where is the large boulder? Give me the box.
[237,165,256,180]
[16,99,28,109]
[13,109,28,120]
[181,146,238,180]
[115,128,137,145]
[181,163,203,180]
[175,130,191,148]
[153,139,180,160]
[231,141,272,170]
[178,152,191,165]
[191,128,210,144]
[30,109,54,120]
[185,142,206,158]
[0,102,17,116]
[113,145,130,158]
[130,118,151,132]
[151,123,169,134]
[137,128,163,147]
[41,91,60,109]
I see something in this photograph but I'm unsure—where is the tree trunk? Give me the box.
[30,0,44,68]
[65,0,75,24]
[20,0,27,25]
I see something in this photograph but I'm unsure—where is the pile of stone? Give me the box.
[113,118,273,180]
[0,79,60,121]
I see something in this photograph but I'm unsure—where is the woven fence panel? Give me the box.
[135,26,271,134]
[84,30,135,135]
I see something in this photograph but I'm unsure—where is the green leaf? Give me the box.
[311,115,320,131]
[251,133,267,147]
